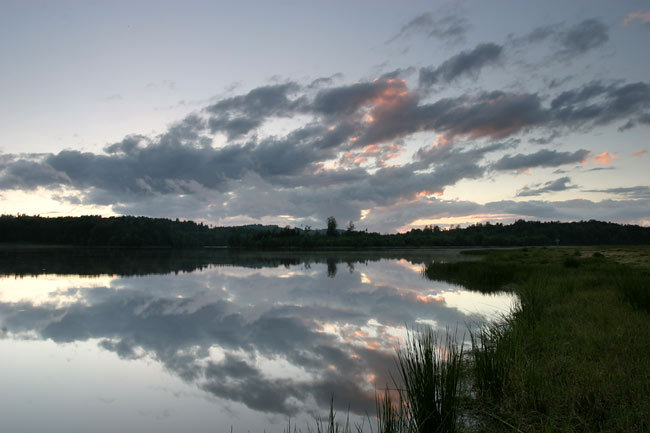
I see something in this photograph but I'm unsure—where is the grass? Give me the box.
[469,317,517,402]
[614,268,650,312]
[394,328,464,433]
[428,247,650,432]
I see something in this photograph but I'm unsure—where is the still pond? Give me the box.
[0,248,514,432]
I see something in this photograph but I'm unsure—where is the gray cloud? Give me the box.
[419,43,503,88]
[513,24,559,46]
[517,176,576,197]
[618,112,650,131]
[528,131,560,145]
[556,19,609,59]
[493,149,590,171]
[0,158,70,190]
[508,19,609,64]
[312,80,396,117]
[584,186,650,199]
[387,12,468,44]
[205,83,305,139]
[353,90,547,148]
[550,81,650,129]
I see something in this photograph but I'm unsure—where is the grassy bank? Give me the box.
[426,246,650,432]
[300,247,649,433]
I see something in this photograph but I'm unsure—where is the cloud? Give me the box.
[512,24,560,46]
[387,12,468,44]
[509,19,609,63]
[419,43,503,88]
[0,158,70,190]
[632,150,648,157]
[620,112,650,131]
[492,149,589,171]
[550,81,650,129]
[1,63,650,230]
[623,10,650,26]
[593,152,618,165]
[584,186,650,199]
[528,131,560,145]
[517,177,576,197]
[205,83,305,139]
[556,19,609,59]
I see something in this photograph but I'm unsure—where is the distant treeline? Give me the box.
[1,214,649,248]
[229,219,650,248]
[0,215,269,247]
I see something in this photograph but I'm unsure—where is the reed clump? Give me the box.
[394,328,464,433]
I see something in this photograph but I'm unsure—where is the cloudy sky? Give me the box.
[1,0,649,232]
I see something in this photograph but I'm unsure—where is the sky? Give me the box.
[1,0,649,232]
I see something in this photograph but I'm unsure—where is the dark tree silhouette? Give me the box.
[2,215,650,249]
[327,216,338,236]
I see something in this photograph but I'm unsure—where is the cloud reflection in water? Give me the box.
[0,250,514,420]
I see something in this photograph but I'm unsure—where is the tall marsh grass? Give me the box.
[469,319,514,402]
[394,328,464,433]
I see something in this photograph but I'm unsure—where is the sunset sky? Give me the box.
[1,0,649,232]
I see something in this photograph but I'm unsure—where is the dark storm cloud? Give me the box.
[556,19,609,58]
[419,43,503,88]
[517,176,575,197]
[493,149,590,171]
[387,12,468,44]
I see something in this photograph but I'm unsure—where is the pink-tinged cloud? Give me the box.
[416,190,444,198]
[633,150,648,157]
[623,10,650,25]
[594,152,618,165]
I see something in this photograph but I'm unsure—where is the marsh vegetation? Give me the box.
[308,247,650,433]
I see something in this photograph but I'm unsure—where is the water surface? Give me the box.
[0,248,514,432]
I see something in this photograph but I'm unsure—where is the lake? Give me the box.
[0,247,515,432]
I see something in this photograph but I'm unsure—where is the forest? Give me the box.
[1,214,650,248]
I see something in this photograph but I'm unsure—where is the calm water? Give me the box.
[0,248,514,433]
